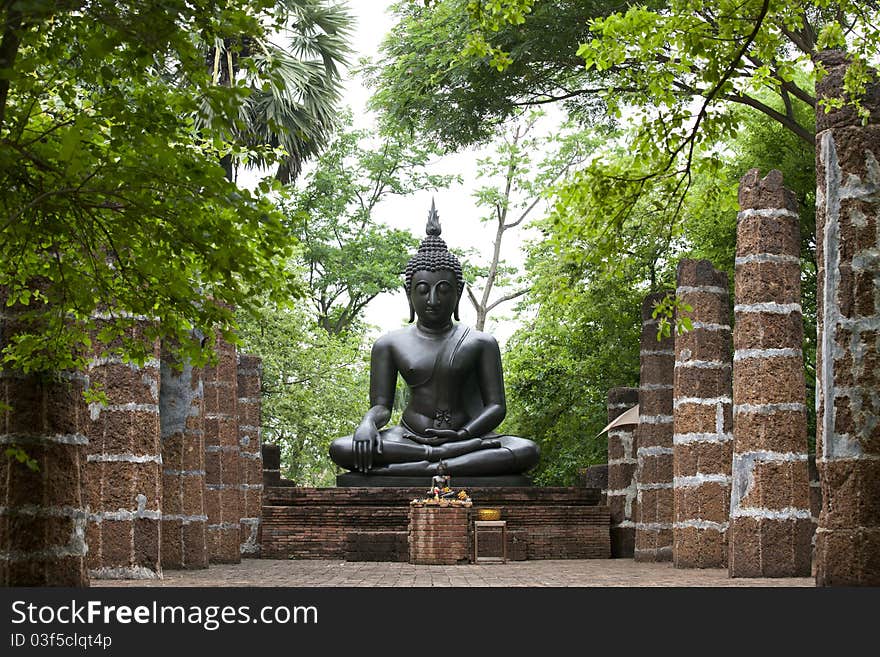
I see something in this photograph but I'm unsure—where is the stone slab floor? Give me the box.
[96,559,815,587]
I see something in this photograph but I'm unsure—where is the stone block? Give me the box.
[635,422,674,448]
[608,387,639,411]
[674,481,730,523]
[182,475,206,516]
[732,409,807,453]
[674,525,726,569]
[639,353,675,383]
[733,357,806,405]
[675,327,731,364]
[737,169,798,213]
[133,518,160,569]
[608,462,637,491]
[733,312,804,350]
[674,365,730,399]
[639,388,673,416]
[674,403,724,435]
[99,519,133,567]
[735,213,801,259]
[735,263,801,309]
[819,459,880,528]
[739,460,811,512]
[638,453,673,485]
[673,441,733,479]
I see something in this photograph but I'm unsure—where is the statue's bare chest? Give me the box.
[393,337,476,387]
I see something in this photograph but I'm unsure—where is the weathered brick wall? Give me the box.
[203,337,242,563]
[262,487,608,561]
[814,50,880,586]
[0,364,90,586]
[409,507,470,565]
[634,291,675,562]
[159,348,208,569]
[606,387,639,557]
[345,531,410,562]
[673,259,733,568]
[237,355,263,557]
[728,169,812,578]
[85,324,162,580]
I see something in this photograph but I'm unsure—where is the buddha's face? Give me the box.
[410,269,459,328]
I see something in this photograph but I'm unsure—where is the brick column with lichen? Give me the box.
[607,387,638,558]
[672,258,733,568]
[728,169,812,578]
[634,291,675,562]
[814,49,880,586]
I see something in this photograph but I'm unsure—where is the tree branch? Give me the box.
[485,287,529,313]
[466,284,480,313]
[722,92,815,145]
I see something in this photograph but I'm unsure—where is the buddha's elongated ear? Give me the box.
[453,299,460,321]
[408,298,415,323]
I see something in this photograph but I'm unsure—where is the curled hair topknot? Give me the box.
[404,202,464,295]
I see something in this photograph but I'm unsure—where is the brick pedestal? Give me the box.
[408,506,469,565]
[673,259,733,568]
[634,292,675,562]
[262,487,607,561]
[237,355,263,557]
[85,326,163,580]
[607,387,638,557]
[203,337,242,563]
[159,347,208,569]
[1,368,90,586]
[814,50,880,586]
[729,169,812,578]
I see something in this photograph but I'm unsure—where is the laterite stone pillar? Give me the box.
[0,347,90,586]
[607,387,639,557]
[160,347,208,569]
[203,337,242,563]
[634,291,675,562]
[237,354,263,557]
[85,323,163,580]
[672,259,733,568]
[814,50,880,586]
[262,443,283,487]
[729,169,812,578]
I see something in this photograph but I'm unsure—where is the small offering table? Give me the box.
[474,520,508,563]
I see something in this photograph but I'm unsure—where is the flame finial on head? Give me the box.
[403,198,465,322]
[427,197,441,236]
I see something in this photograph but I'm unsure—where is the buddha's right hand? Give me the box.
[353,421,382,472]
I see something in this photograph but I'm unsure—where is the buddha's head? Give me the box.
[404,200,464,324]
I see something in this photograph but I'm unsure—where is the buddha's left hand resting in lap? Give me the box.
[329,202,539,476]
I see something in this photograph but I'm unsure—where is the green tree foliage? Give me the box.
[237,291,369,486]
[282,114,458,334]
[502,132,684,484]
[502,235,647,485]
[506,100,818,483]
[200,0,353,183]
[471,2,879,225]
[0,2,355,375]
[364,0,613,149]
[372,1,879,233]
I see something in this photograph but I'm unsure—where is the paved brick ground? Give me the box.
[96,558,815,587]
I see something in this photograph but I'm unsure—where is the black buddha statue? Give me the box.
[329,201,540,481]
